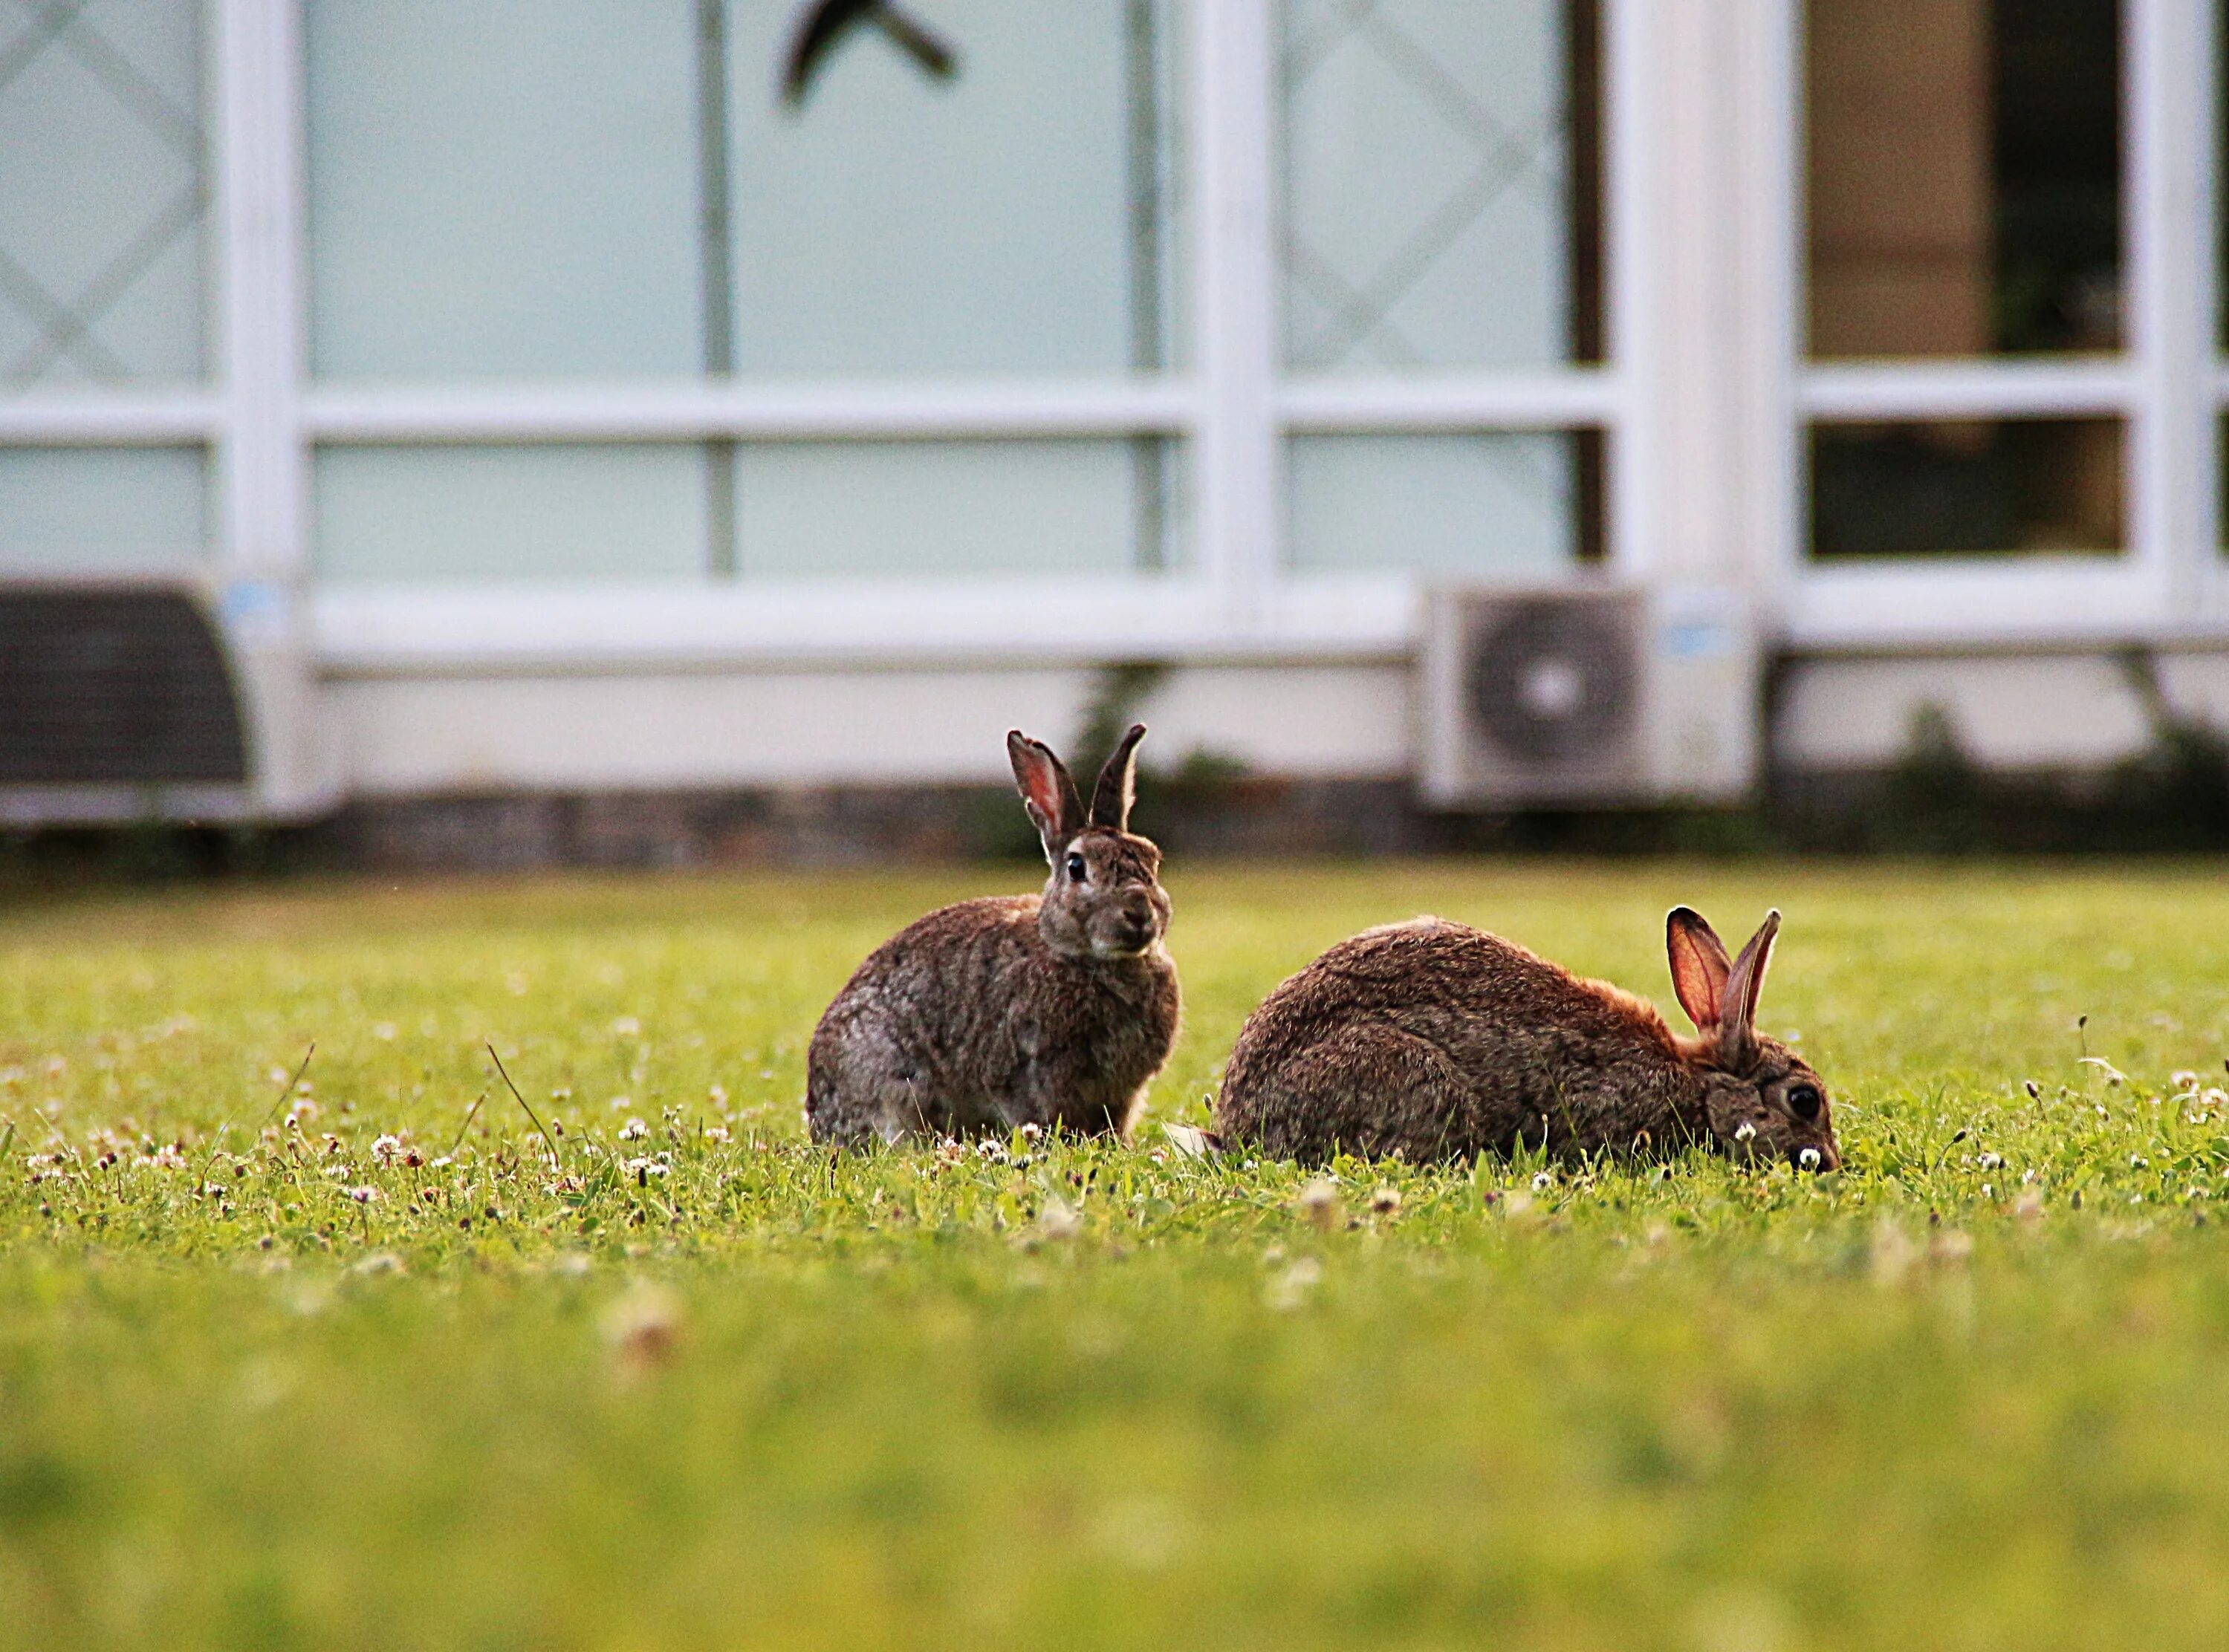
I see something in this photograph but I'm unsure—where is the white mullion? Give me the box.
[2191,0,2225,613]
[1193,0,1279,630]
[213,0,305,584]
[2129,0,2211,616]
[1743,0,1802,612]
[0,396,223,443]
[303,380,1198,444]
[1603,0,1653,582]
[1279,369,1619,432]
[1801,360,2137,420]
[314,577,1415,673]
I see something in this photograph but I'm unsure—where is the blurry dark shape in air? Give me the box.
[781,0,959,108]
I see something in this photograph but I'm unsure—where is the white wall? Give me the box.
[325,660,1413,794]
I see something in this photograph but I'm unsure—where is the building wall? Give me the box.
[4,2,2228,836]
[327,661,1412,794]
[332,643,2229,801]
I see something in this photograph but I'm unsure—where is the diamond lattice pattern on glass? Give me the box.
[0,0,207,385]
[1280,0,1571,371]
[727,0,1177,376]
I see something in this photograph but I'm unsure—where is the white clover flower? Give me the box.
[1733,1122,1757,1143]
[703,1125,730,1144]
[1368,1186,1402,1217]
[1977,1151,2004,1171]
[1296,1179,1343,1231]
[1798,1147,1822,1171]
[2131,1154,2149,1169]
[618,1118,649,1142]
[1265,1257,1323,1312]
[973,1139,1009,1163]
[602,1283,684,1372]
[1531,1169,1554,1191]
[371,1134,404,1165]
[1036,1196,1082,1241]
[623,1157,669,1179]
[1019,1122,1043,1142]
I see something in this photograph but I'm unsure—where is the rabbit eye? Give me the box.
[1786,1084,1823,1121]
[1065,852,1087,882]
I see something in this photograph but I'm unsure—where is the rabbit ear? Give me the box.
[1665,906,1732,1032]
[1089,723,1147,830]
[1716,909,1782,1060]
[1008,730,1083,859]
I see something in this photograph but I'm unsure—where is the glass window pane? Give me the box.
[1279,1,1597,371]
[305,1,703,379]
[722,1,1178,375]
[315,446,708,582]
[0,0,207,385]
[1288,433,1582,574]
[0,447,209,571]
[730,440,1181,576]
[1806,0,2122,358]
[1808,419,2123,557]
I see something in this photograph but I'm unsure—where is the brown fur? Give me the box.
[807,726,1181,1146]
[1215,910,1840,1170]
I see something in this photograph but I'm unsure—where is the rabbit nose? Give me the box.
[1120,894,1154,928]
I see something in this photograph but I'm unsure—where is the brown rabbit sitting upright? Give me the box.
[807,725,1180,1146]
[1215,906,1838,1170]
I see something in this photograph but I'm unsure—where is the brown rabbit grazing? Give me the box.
[1214,906,1838,1171]
[806,724,1180,1146]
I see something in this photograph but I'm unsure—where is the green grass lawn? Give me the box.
[6,860,2229,1651]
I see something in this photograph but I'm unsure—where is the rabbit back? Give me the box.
[808,895,1179,1145]
[1216,919,1701,1163]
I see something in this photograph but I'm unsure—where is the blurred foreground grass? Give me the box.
[5,862,2229,1649]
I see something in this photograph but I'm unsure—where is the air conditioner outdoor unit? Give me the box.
[1418,584,1759,807]
[0,578,331,827]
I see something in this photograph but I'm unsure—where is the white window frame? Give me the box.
[0,0,1643,674]
[1782,0,2224,651]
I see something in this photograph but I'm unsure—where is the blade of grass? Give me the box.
[487,1043,562,1168]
